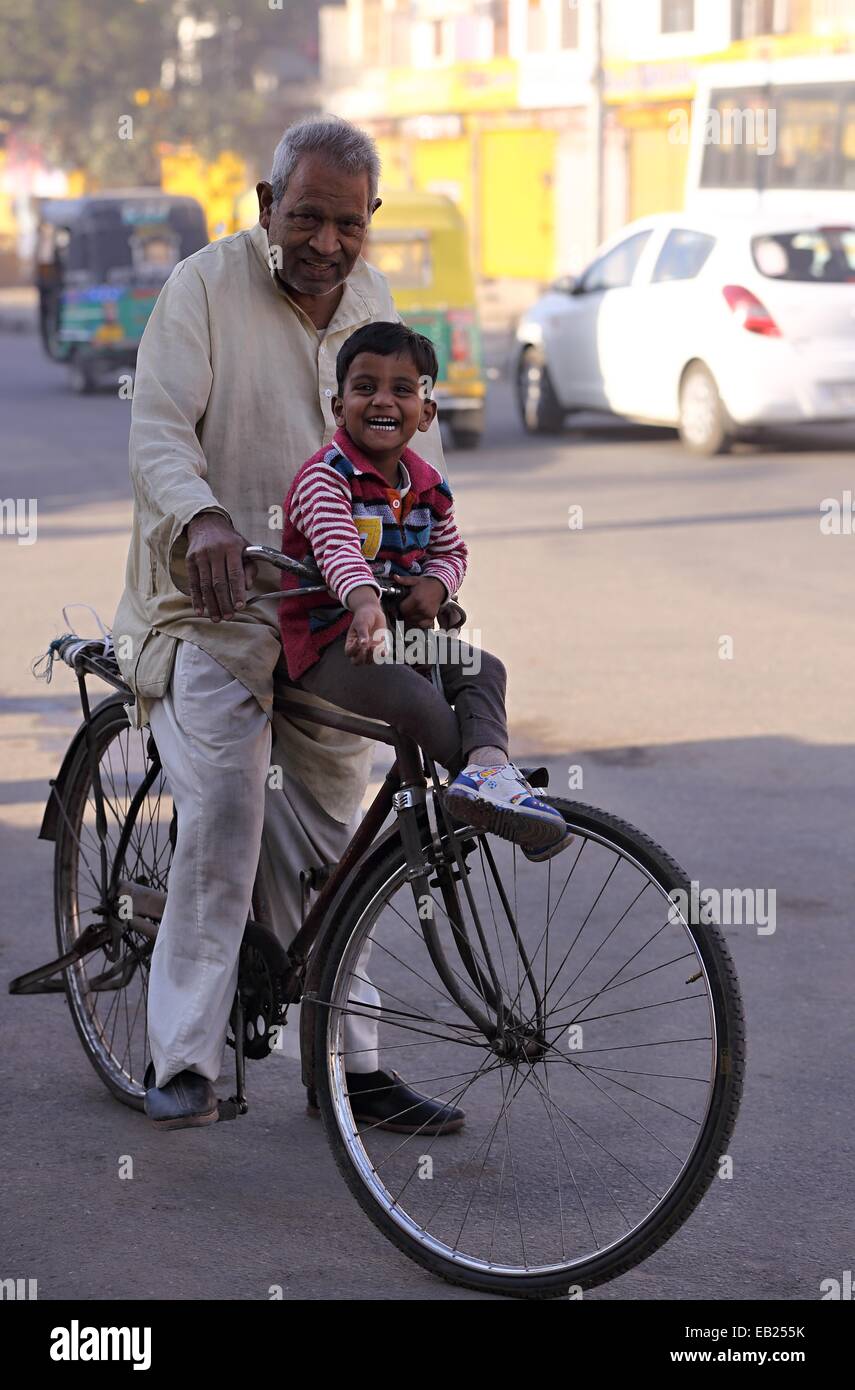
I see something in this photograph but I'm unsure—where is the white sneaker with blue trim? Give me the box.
[444,762,568,852]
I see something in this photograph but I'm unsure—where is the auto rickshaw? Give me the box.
[365,191,486,449]
[35,191,208,393]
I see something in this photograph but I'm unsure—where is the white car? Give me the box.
[515,213,855,454]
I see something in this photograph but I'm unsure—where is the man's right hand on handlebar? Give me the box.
[185,511,258,623]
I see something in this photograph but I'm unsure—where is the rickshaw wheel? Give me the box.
[69,354,98,394]
[450,427,483,450]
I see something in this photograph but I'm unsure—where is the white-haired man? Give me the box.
[114,116,464,1134]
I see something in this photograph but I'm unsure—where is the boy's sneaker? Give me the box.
[521,824,575,862]
[444,762,567,853]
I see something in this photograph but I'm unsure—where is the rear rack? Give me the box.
[33,632,130,696]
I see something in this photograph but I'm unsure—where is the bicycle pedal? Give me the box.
[216,1096,248,1121]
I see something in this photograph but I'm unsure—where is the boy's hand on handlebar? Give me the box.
[345,590,388,666]
[185,512,257,622]
[396,574,446,628]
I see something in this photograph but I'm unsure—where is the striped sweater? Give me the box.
[279,427,468,679]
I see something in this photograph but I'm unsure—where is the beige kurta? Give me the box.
[113,220,446,823]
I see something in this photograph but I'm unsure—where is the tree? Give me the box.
[0,0,325,186]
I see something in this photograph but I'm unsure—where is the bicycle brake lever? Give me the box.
[437,598,466,631]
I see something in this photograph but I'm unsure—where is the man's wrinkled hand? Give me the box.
[396,574,446,629]
[185,512,257,623]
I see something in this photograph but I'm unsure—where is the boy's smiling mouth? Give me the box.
[365,416,401,432]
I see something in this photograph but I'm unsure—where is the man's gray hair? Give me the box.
[269,116,381,208]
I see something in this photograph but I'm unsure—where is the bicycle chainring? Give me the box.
[229,920,289,1060]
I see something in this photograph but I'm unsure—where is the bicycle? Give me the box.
[11,546,745,1299]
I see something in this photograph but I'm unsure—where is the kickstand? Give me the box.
[218,993,249,1121]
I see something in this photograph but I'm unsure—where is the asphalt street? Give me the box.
[0,325,852,1300]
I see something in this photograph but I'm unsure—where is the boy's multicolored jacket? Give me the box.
[278,427,468,679]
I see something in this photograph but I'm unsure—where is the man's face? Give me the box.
[257,153,379,298]
[333,350,437,459]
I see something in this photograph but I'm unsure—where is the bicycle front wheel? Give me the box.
[314,797,744,1298]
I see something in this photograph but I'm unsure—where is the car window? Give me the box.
[577,230,653,293]
[751,228,855,282]
[651,228,717,283]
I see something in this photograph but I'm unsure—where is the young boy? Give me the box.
[278,321,569,857]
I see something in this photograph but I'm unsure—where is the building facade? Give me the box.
[320,0,855,281]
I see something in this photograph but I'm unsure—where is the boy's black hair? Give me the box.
[335,320,439,394]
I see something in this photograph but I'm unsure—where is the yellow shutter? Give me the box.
[478,127,557,280]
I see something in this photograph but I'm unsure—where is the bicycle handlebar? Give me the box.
[39,549,465,686]
[243,545,467,630]
[244,545,405,600]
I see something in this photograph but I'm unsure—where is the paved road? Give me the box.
[1,329,852,1300]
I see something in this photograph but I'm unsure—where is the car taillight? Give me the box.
[722,284,781,337]
[448,310,473,362]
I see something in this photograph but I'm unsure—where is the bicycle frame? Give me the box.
[13,551,544,1096]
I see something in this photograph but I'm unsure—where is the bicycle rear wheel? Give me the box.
[54,699,173,1108]
[314,796,744,1298]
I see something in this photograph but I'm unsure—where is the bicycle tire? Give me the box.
[313,796,745,1299]
[54,699,170,1109]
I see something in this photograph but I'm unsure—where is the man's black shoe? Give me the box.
[306,1068,465,1135]
[143,1061,219,1131]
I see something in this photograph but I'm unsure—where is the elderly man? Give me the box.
[114,116,464,1134]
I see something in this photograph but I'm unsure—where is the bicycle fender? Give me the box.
[38,694,129,842]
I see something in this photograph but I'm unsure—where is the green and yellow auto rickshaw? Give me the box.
[35,191,208,393]
[365,191,486,450]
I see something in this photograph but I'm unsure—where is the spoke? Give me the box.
[545,951,699,1024]
[419,1060,532,1236]
[501,835,588,1018]
[544,875,647,1013]
[541,1052,567,1260]
[346,1065,491,1098]
[372,1054,502,1178]
[450,1072,509,1254]
[572,1059,704,1126]
[516,845,620,1016]
[346,970,484,1036]
[340,1037,483,1059]
[550,907,679,1027]
[526,1065,649,1211]
[546,991,709,1031]
[499,1065,528,1268]
[541,1040,688,1161]
[368,917,493,1014]
[560,1035,712,1055]
[384,888,517,1019]
[476,837,515,1006]
[540,1054,598,1256]
[354,1071,488,1140]
[568,1063,711,1083]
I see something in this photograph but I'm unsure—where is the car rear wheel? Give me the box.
[518,346,565,435]
[678,363,733,456]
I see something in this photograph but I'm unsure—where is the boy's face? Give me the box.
[333,350,437,465]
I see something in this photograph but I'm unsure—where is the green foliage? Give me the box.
[0,0,320,184]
